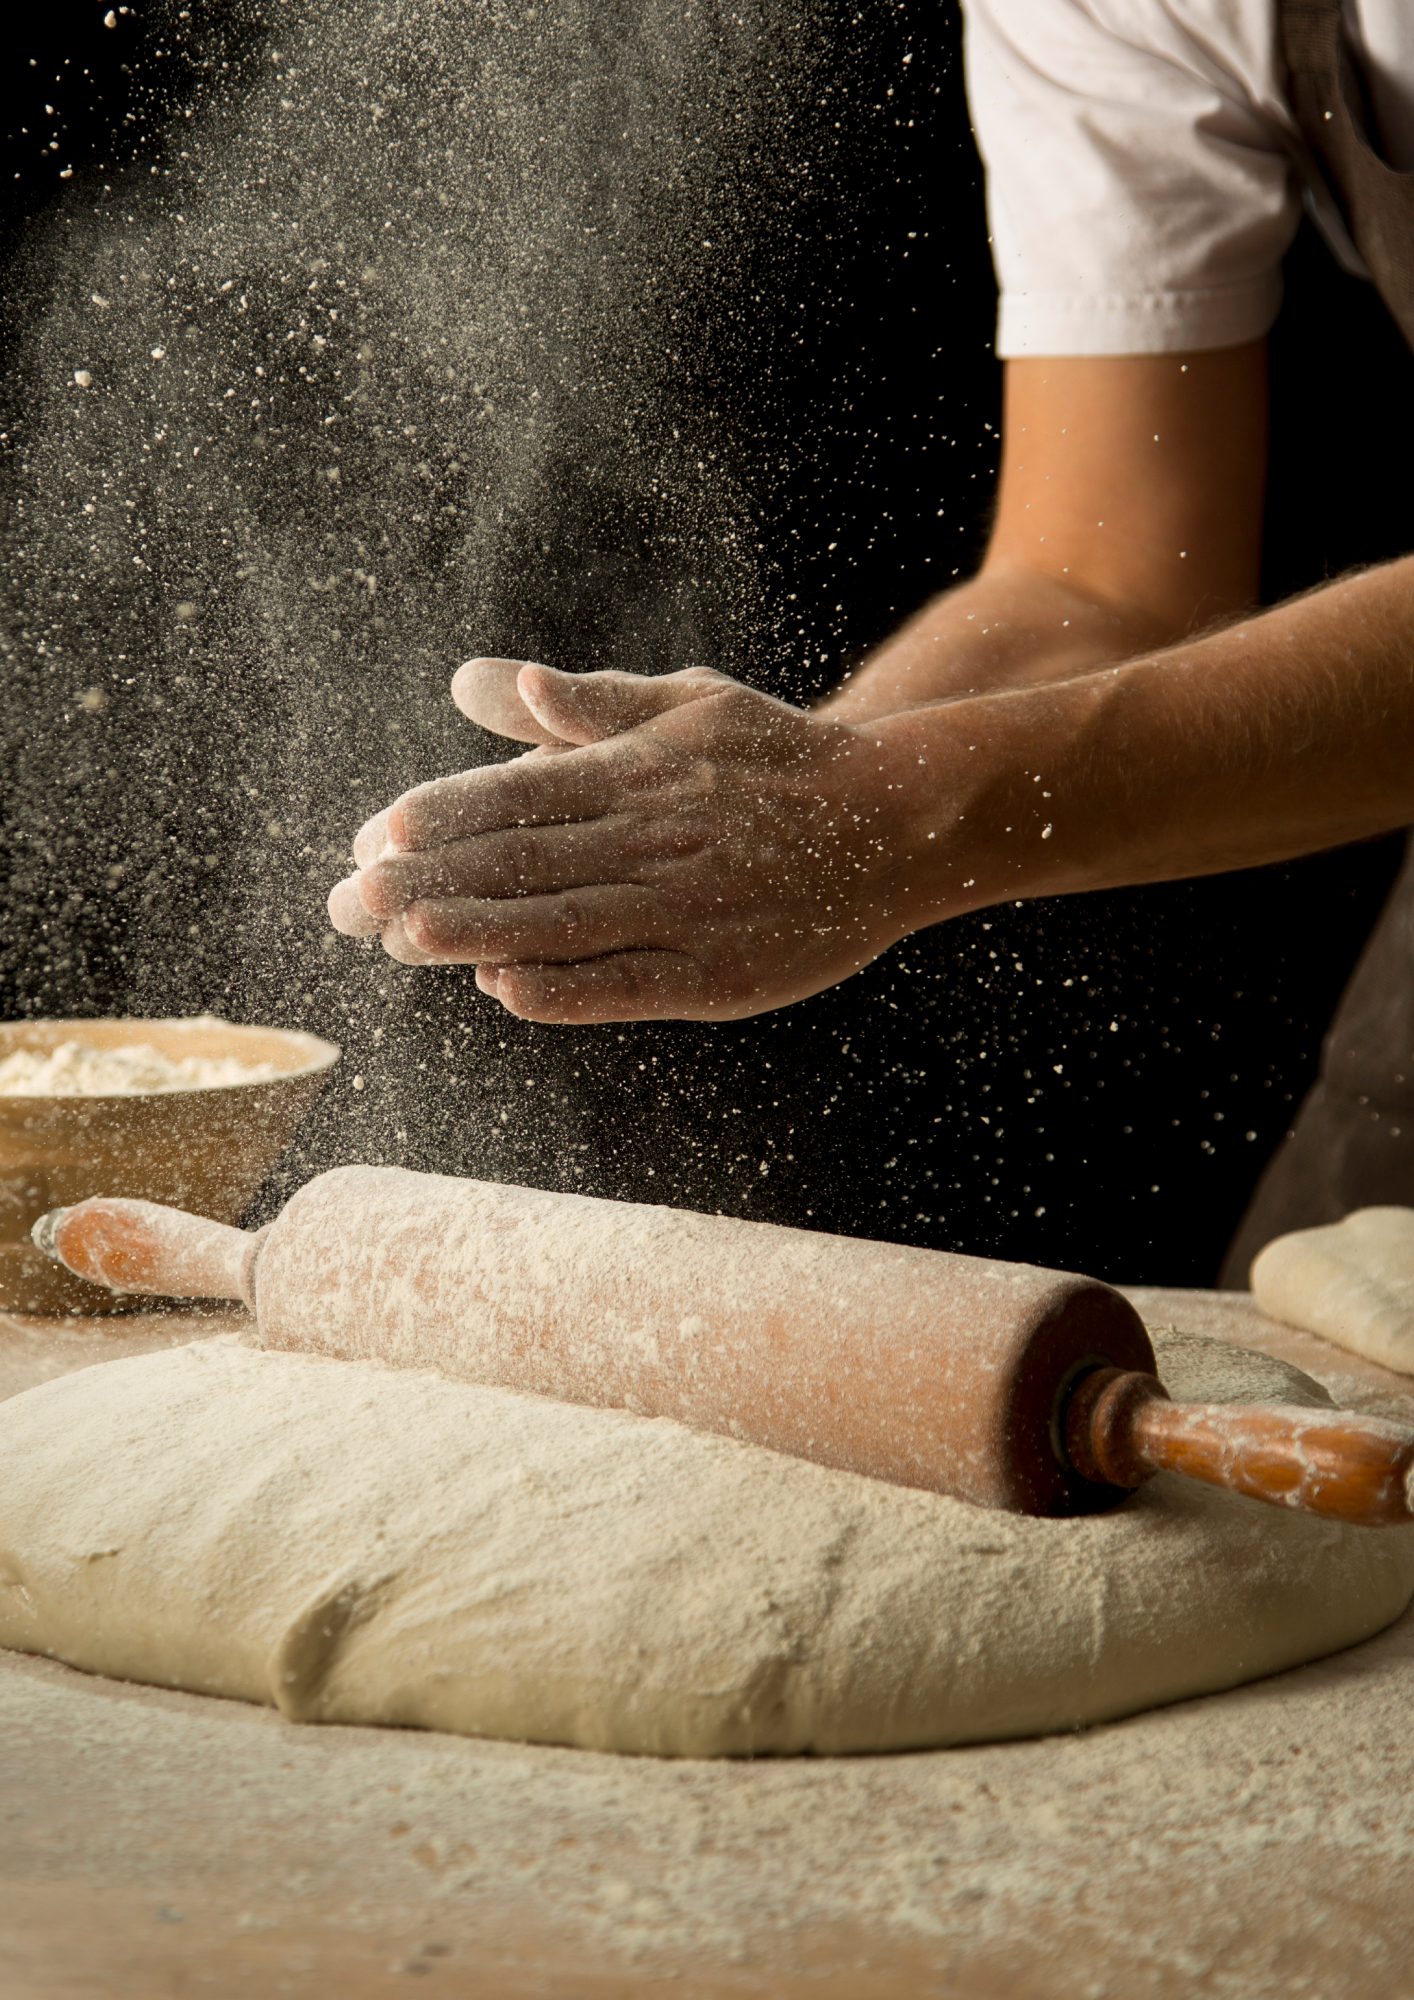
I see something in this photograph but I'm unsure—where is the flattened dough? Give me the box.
[2,1330,1413,1757]
[1251,1207,1414,1377]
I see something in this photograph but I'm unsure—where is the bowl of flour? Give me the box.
[0,1016,340,1314]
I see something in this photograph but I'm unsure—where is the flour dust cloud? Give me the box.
[1,0,847,1213]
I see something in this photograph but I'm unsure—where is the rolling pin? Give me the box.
[33,1163,1414,1525]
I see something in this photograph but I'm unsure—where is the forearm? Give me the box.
[820,558,1175,722]
[826,347,1270,725]
[875,555,1414,925]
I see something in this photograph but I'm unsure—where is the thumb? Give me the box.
[516,663,726,746]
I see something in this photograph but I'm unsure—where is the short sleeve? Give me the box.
[960,0,1304,356]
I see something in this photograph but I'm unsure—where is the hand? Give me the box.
[327,658,926,1023]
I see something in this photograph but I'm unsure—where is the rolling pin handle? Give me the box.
[30,1206,64,1267]
[1065,1363,1414,1528]
[31,1198,260,1305]
[1126,1392,1414,1528]
[1062,1367,1166,1492]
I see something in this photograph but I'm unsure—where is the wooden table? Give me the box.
[4,1290,1414,1999]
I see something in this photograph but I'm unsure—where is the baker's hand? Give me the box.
[327,658,925,1023]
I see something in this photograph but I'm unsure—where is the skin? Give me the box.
[328,343,1414,1024]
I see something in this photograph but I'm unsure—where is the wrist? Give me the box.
[858,673,1123,931]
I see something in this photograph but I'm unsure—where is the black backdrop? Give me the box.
[1,1,1407,1285]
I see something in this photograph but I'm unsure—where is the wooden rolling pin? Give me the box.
[33,1164,1414,1525]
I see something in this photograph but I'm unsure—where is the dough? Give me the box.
[1251,1207,1414,1377]
[2,1330,1412,1757]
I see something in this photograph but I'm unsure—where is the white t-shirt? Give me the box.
[961,0,1414,355]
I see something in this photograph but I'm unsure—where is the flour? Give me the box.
[0,1038,284,1096]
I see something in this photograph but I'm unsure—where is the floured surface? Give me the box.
[5,1578,1414,1998]
[1252,1207,1414,1377]
[5,1290,1414,1999]
[3,1325,1413,1757]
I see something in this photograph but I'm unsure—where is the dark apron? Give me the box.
[1222,0,1414,1278]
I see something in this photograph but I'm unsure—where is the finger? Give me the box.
[353,809,394,871]
[328,873,384,938]
[492,952,710,1024]
[400,884,663,965]
[517,662,726,747]
[358,817,642,917]
[451,657,563,746]
[388,738,638,852]
[379,914,435,966]
[350,751,572,882]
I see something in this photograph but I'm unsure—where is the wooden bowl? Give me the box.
[0,1017,340,1316]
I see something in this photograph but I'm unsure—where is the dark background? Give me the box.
[1,0,1407,1285]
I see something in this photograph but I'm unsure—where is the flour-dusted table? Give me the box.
[3,1289,1412,2000]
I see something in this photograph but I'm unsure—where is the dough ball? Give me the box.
[1251,1207,1414,1376]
